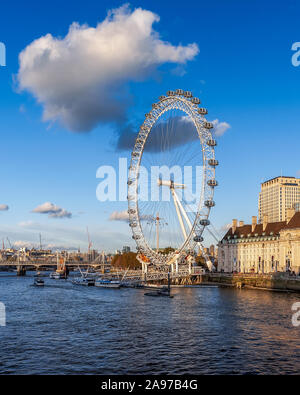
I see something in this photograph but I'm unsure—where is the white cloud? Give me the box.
[109,210,155,223]
[109,210,129,222]
[32,202,72,218]
[0,204,9,211]
[13,240,35,248]
[18,5,199,132]
[19,104,26,113]
[12,240,76,251]
[18,220,39,228]
[45,244,77,251]
[212,119,231,137]
[118,115,231,151]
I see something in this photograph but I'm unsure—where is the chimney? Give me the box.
[263,214,268,232]
[286,208,295,223]
[252,216,257,232]
[239,220,244,227]
[232,219,237,233]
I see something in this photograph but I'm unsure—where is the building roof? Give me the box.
[283,211,300,230]
[222,212,300,240]
[261,176,298,185]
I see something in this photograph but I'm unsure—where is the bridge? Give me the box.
[0,256,111,275]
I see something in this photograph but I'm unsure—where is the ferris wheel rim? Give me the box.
[127,90,218,266]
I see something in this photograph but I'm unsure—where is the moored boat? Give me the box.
[144,287,173,298]
[144,273,173,298]
[72,277,95,286]
[49,271,65,279]
[95,279,121,289]
[33,277,44,287]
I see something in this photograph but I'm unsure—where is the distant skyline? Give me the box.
[0,0,300,251]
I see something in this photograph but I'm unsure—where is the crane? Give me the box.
[6,237,12,249]
[86,227,93,261]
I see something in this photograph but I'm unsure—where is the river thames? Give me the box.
[0,272,299,375]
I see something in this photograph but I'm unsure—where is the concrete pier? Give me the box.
[16,266,26,276]
[149,272,300,292]
[201,273,300,292]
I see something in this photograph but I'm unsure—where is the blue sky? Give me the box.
[0,0,299,251]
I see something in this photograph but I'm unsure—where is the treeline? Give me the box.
[111,252,142,270]
[111,249,211,270]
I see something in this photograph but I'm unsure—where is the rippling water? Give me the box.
[0,272,299,374]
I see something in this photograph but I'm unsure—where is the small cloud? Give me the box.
[212,119,231,137]
[18,220,39,228]
[109,210,129,222]
[32,202,72,219]
[45,244,77,251]
[171,65,187,77]
[296,170,300,177]
[0,204,9,211]
[50,209,72,218]
[12,240,77,251]
[19,104,26,113]
[109,210,155,222]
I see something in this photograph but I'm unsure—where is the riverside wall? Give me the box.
[197,273,300,292]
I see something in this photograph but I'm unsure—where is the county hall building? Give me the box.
[218,176,300,274]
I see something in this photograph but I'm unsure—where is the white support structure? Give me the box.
[156,213,159,252]
[171,184,214,271]
[171,188,187,240]
[172,188,193,230]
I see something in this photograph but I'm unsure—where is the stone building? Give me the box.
[218,209,300,274]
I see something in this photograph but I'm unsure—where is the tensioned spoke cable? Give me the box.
[209,223,222,241]
[206,227,220,243]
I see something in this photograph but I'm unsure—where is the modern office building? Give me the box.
[258,176,300,223]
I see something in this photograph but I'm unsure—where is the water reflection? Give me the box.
[0,274,299,374]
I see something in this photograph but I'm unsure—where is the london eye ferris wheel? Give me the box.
[127,89,218,268]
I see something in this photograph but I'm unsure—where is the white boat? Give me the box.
[145,273,173,298]
[95,279,121,289]
[50,271,65,279]
[33,277,44,287]
[72,277,95,286]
